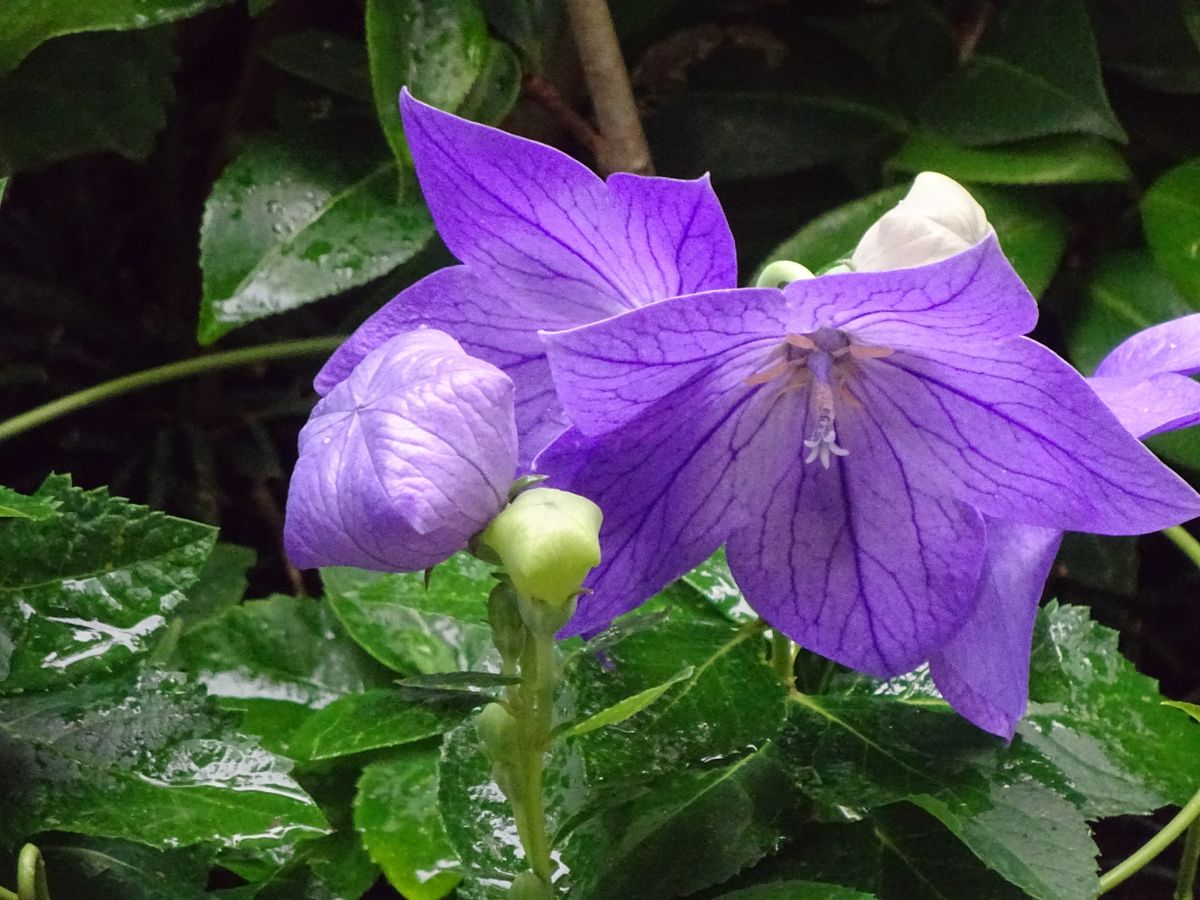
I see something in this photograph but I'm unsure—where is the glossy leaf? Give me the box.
[197,122,434,344]
[1142,157,1200,304]
[241,832,379,900]
[324,553,500,676]
[0,485,60,520]
[558,666,694,738]
[456,38,522,125]
[0,31,176,176]
[713,881,875,900]
[174,542,255,629]
[0,475,216,693]
[0,666,328,851]
[37,835,212,900]
[357,748,462,900]
[680,548,755,623]
[919,0,1125,144]
[889,132,1130,184]
[365,0,489,165]
[398,671,519,692]
[289,688,468,761]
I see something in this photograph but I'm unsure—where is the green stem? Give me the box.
[1175,819,1200,900]
[0,887,16,900]
[17,845,49,900]
[0,336,344,443]
[510,626,558,885]
[770,630,797,690]
[1164,525,1200,571]
[1100,784,1200,893]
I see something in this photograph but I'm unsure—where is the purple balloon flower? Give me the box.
[930,313,1200,737]
[284,329,517,572]
[537,236,1200,697]
[314,90,736,466]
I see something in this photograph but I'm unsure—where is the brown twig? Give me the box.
[522,74,605,158]
[563,0,654,175]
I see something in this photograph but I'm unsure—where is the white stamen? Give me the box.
[803,415,849,469]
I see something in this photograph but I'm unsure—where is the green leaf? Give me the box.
[1163,700,1200,724]
[713,881,875,900]
[919,0,1125,145]
[889,132,1130,184]
[456,38,522,125]
[197,122,434,343]
[1142,157,1200,304]
[357,748,462,900]
[559,666,694,738]
[971,185,1068,298]
[0,484,60,520]
[1055,533,1137,594]
[398,671,519,692]
[1089,0,1200,94]
[0,31,176,176]
[289,688,468,761]
[263,30,373,103]
[0,475,216,693]
[37,835,212,900]
[241,832,380,900]
[0,666,328,851]
[174,542,255,629]
[365,0,489,166]
[647,92,906,180]
[0,0,229,74]
[680,548,755,623]
[324,553,500,675]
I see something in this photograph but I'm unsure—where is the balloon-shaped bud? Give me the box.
[850,172,990,272]
[482,488,602,607]
[476,702,520,766]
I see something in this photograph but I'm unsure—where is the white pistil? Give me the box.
[803,413,849,469]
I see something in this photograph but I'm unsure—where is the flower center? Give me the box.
[744,327,893,468]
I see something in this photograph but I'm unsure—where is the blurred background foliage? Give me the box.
[1,0,1200,897]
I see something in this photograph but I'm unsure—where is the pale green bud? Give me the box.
[476,702,520,767]
[482,488,602,608]
[509,871,556,900]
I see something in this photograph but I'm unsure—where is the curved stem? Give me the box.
[0,336,344,443]
[1100,783,1200,893]
[1175,819,1200,900]
[1164,525,1200,571]
[17,844,49,900]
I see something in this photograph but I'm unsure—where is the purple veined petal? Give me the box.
[399,91,736,319]
[928,518,1062,740]
[1089,373,1200,439]
[783,235,1037,342]
[541,287,789,435]
[1094,312,1200,378]
[315,266,567,467]
[285,330,517,571]
[725,396,987,678]
[852,335,1200,534]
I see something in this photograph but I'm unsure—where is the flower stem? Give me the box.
[1163,525,1200,571]
[1100,783,1200,893]
[770,630,797,691]
[1175,819,1200,900]
[17,845,49,900]
[0,336,344,443]
[509,626,559,885]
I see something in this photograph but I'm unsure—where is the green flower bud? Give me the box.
[482,488,602,608]
[476,702,520,767]
[509,871,556,900]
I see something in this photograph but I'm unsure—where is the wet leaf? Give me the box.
[240,831,379,900]
[174,542,255,629]
[289,688,469,761]
[1142,157,1200,304]
[0,475,216,693]
[0,485,60,520]
[37,835,213,900]
[558,666,694,738]
[398,671,519,692]
[712,881,875,900]
[680,548,754,623]
[889,132,1130,184]
[0,667,328,851]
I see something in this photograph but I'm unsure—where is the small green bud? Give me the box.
[509,871,556,900]
[482,488,602,608]
[476,702,520,766]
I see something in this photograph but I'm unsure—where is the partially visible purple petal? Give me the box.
[783,235,1036,341]
[400,91,736,320]
[854,336,1200,533]
[1094,312,1200,378]
[1089,373,1200,439]
[929,519,1062,740]
[726,398,986,678]
[541,288,787,435]
[285,330,517,571]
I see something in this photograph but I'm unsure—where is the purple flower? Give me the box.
[929,313,1200,737]
[536,235,1200,704]
[313,91,736,466]
[284,329,517,572]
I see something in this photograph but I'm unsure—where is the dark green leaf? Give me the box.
[680,548,755,623]
[358,748,462,900]
[263,31,373,103]
[38,835,212,900]
[919,0,1124,144]
[0,667,328,850]
[324,553,500,676]
[1142,157,1200,304]
[456,38,522,125]
[290,688,468,761]
[0,475,216,693]
[398,671,519,691]
[245,832,379,900]
[197,123,434,343]
[174,542,255,629]
[1089,0,1200,94]
[889,132,1130,184]
[1055,533,1137,594]
[713,881,875,900]
[0,0,228,74]
[558,666,694,738]
[971,185,1068,298]
[0,485,60,520]
[365,0,489,165]
[0,31,176,176]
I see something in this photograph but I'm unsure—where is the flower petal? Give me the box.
[853,336,1200,533]
[928,519,1062,740]
[285,330,517,571]
[784,235,1036,341]
[1093,312,1200,378]
[400,91,736,318]
[1089,373,1200,439]
[725,399,986,678]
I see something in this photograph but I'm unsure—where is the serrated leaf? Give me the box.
[324,553,499,676]
[890,132,1130,184]
[1142,157,1200,304]
[919,0,1124,145]
[290,688,468,761]
[366,0,489,165]
[37,835,213,900]
[174,542,255,629]
[0,31,176,176]
[197,123,434,343]
[0,667,328,851]
[358,748,462,900]
[0,484,60,520]
[559,666,694,738]
[0,475,216,693]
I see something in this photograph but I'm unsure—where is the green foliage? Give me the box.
[889,132,1131,184]
[0,485,60,520]
[36,835,213,900]
[1143,158,1200,304]
[289,688,468,761]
